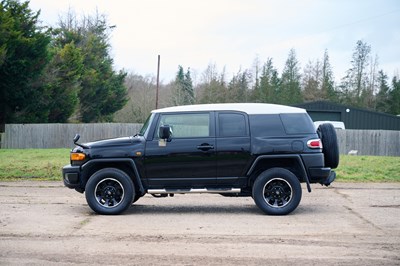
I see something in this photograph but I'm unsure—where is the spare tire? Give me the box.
[317,123,339,169]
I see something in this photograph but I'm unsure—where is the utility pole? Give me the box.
[155,55,160,109]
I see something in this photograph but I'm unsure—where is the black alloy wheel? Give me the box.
[85,168,135,215]
[252,168,302,215]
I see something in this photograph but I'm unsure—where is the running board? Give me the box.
[148,188,241,194]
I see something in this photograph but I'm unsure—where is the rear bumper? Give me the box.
[62,164,81,189]
[308,167,336,186]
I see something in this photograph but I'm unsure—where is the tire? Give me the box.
[252,168,302,215]
[317,123,339,169]
[85,168,135,215]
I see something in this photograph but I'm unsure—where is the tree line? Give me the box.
[116,42,399,123]
[1,0,399,127]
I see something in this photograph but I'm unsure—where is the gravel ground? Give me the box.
[0,181,399,265]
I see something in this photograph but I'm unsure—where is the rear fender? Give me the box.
[247,154,311,192]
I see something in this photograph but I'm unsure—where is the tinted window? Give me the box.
[280,113,315,134]
[157,113,210,138]
[249,114,285,137]
[219,113,247,137]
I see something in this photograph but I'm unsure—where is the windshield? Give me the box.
[138,113,154,137]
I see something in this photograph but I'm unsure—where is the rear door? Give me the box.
[144,112,217,188]
[216,112,252,186]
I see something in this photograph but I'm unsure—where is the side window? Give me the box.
[280,113,315,134]
[157,113,210,138]
[218,113,247,137]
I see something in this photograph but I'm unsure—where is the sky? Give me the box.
[28,0,400,84]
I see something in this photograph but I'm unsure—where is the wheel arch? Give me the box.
[81,158,145,195]
[247,155,311,192]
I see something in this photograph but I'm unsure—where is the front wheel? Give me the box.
[85,168,135,215]
[252,168,302,215]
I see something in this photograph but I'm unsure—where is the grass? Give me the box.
[0,149,399,182]
[0,149,70,180]
[335,155,400,182]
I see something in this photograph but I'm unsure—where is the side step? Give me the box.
[148,188,241,194]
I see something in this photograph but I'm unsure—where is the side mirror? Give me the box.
[159,125,172,141]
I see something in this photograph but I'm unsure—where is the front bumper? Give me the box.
[62,164,81,188]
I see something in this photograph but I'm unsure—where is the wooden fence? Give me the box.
[1,123,142,149]
[1,124,399,156]
[336,129,400,156]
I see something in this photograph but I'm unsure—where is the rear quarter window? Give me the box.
[249,114,285,137]
[280,113,315,134]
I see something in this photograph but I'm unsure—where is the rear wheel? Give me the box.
[252,168,302,215]
[85,168,135,215]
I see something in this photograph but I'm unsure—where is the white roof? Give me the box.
[153,103,306,115]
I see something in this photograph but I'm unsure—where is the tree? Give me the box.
[375,70,391,113]
[114,73,156,123]
[254,58,280,103]
[54,11,127,122]
[321,49,336,101]
[228,68,252,102]
[43,42,84,122]
[302,60,322,102]
[0,0,51,125]
[280,49,302,104]
[339,40,371,106]
[388,76,400,115]
[196,63,227,104]
[171,65,194,105]
[302,50,337,102]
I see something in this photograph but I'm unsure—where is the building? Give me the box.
[294,101,400,130]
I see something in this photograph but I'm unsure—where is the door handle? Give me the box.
[197,144,214,151]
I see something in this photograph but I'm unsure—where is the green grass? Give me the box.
[0,149,70,180]
[0,149,399,182]
[335,155,400,182]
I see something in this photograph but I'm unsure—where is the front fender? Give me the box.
[81,158,145,194]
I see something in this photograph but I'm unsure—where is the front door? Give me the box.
[144,112,217,188]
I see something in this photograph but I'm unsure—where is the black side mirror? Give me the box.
[159,125,172,140]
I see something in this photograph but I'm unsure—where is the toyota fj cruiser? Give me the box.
[62,103,339,215]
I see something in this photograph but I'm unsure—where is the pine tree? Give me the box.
[0,0,51,124]
[321,49,336,101]
[375,70,390,113]
[255,58,279,103]
[388,76,400,115]
[173,65,194,105]
[280,49,302,104]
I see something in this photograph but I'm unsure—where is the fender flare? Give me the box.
[81,158,145,194]
[247,154,311,192]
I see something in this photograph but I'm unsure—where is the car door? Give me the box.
[144,112,217,188]
[216,112,252,186]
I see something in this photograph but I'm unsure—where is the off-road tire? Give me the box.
[318,123,339,169]
[85,168,135,215]
[252,168,302,215]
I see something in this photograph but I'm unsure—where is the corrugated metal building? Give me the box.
[294,101,400,130]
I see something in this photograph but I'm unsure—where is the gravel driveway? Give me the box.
[0,181,399,265]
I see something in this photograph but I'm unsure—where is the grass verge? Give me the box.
[0,150,398,182]
[0,149,70,181]
[335,155,400,182]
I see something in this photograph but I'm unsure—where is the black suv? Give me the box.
[62,103,339,215]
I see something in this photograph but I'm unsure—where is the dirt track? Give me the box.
[0,181,399,265]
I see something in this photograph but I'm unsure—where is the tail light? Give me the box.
[307,139,322,149]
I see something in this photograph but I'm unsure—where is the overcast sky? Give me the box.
[29,0,400,84]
